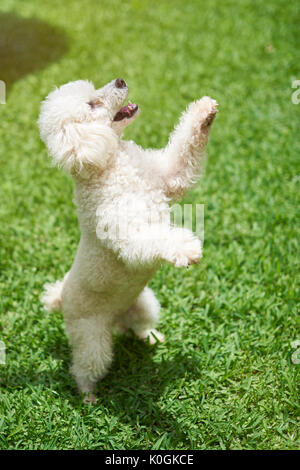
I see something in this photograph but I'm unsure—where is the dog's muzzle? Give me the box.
[113,78,138,121]
[115,78,127,89]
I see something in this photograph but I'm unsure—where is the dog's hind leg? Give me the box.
[115,287,165,344]
[65,314,113,403]
[41,272,69,313]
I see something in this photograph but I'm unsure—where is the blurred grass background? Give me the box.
[0,0,299,450]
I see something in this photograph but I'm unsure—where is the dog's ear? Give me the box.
[40,119,118,174]
[47,120,118,173]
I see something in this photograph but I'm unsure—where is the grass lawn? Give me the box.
[0,0,299,450]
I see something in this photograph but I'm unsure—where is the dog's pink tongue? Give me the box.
[113,103,138,121]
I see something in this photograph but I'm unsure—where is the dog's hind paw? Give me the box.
[138,328,165,345]
[83,392,98,405]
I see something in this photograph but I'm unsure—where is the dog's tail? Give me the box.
[41,272,69,313]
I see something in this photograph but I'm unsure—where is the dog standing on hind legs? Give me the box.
[39,78,218,403]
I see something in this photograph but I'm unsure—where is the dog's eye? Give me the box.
[88,98,104,109]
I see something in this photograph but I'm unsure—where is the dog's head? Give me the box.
[38,78,139,174]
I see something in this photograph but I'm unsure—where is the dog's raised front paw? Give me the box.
[166,235,202,268]
[175,236,202,267]
[189,97,218,133]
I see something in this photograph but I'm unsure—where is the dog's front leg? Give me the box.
[98,221,202,268]
[159,96,218,198]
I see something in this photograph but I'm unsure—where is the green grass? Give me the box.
[0,0,299,450]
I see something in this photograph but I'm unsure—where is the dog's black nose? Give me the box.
[115,78,127,89]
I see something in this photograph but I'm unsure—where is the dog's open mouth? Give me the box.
[113,102,138,122]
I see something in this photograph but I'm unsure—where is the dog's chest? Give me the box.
[74,149,169,234]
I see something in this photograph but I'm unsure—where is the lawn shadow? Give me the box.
[95,335,200,445]
[3,324,201,443]
[0,12,68,94]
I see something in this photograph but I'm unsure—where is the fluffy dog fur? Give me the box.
[39,78,217,402]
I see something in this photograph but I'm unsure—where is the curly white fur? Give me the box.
[39,78,217,402]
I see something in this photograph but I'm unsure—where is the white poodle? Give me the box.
[39,78,217,403]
